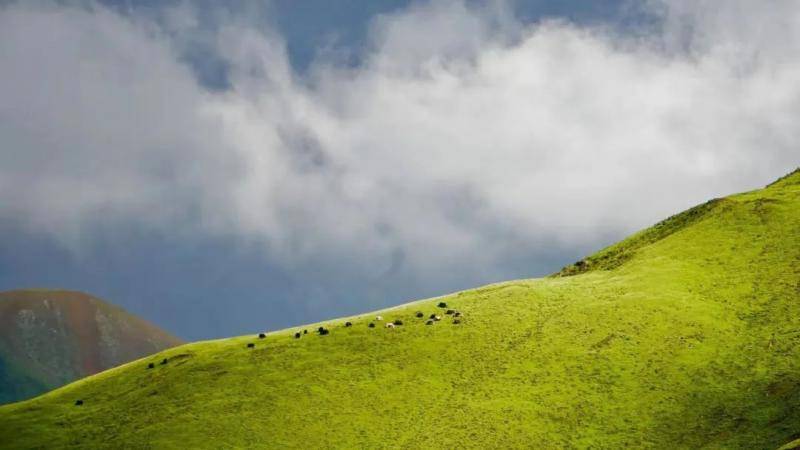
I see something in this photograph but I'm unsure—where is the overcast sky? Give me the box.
[1,0,797,340]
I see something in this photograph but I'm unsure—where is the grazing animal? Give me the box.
[368,323,376,328]
[453,319,461,325]
[294,332,301,339]
[75,400,83,406]
[319,328,330,335]
[303,329,308,334]
[433,315,442,321]
[386,323,395,328]
[247,343,255,348]
[445,309,455,315]
[375,315,383,321]
[429,313,437,319]
[258,333,266,339]
[393,319,403,326]
[415,311,424,318]
[147,363,155,369]
[345,322,353,327]
[454,311,462,317]
[437,301,447,308]
[160,358,168,365]
[426,320,434,325]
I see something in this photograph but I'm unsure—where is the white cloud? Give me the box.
[0,0,798,289]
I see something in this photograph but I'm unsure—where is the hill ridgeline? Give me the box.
[1,170,799,448]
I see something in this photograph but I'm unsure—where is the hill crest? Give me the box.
[1,170,798,448]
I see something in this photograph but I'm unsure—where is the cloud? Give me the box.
[0,3,238,244]
[0,0,798,296]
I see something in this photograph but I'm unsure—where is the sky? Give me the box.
[0,0,797,340]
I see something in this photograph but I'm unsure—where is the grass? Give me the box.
[0,170,799,448]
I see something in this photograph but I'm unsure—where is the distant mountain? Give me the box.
[0,289,182,404]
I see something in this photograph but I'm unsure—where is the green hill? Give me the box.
[1,171,799,449]
[0,290,182,405]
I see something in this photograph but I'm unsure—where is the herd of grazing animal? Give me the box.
[283,302,462,340]
[231,303,462,353]
[243,301,462,349]
[71,301,463,407]
[128,300,463,407]
[144,302,462,365]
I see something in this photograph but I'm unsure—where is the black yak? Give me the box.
[247,343,255,348]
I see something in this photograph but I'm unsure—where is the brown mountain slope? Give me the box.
[0,289,182,404]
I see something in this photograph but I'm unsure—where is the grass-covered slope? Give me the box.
[0,290,183,404]
[1,171,799,449]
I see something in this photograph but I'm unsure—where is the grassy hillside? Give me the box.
[0,290,183,404]
[1,171,799,449]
